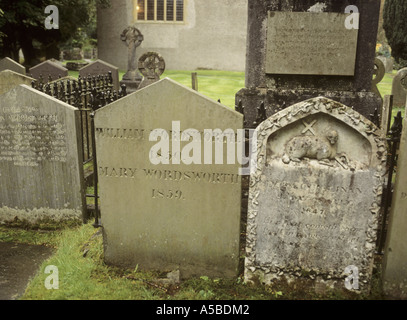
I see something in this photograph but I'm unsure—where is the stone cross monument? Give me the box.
[120,26,144,93]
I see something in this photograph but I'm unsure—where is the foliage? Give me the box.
[0,0,110,65]
[383,0,407,67]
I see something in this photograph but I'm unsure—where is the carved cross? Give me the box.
[301,119,317,135]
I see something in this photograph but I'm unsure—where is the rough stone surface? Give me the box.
[236,0,382,128]
[0,57,26,75]
[79,59,120,91]
[29,60,68,82]
[382,108,407,299]
[95,78,243,279]
[244,97,386,292]
[266,11,359,76]
[391,68,407,106]
[0,70,34,95]
[0,85,86,224]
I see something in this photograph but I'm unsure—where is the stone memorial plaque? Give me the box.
[29,60,68,81]
[95,78,243,279]
[245,97,386,291]
[0,70,34,95]
[265,12,359,76]
[79,59,120,91]
[0,85,86,224]
[0,57,26,75]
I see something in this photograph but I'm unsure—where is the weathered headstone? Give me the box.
[0,57,26,75]
[0,70,34,95]
[245,97,386,293]
[0,85,86,224]
[377,56,394,73]
[120,26,144,93]
[95,78,243,279]
[236,0,382,128]
[372,57,385,100]
[382,108,407,299]
[391,68,407,106]
[29,60,68,82]
[79,59,119,91]
[137,52,165,90]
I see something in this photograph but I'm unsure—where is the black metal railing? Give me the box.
[31,72,127,226]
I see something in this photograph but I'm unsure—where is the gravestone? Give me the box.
[377,56,394,73]
[137,52,165,90]
[391,68,407,106]
[0,57,26,75]
[95,78,243,279]
[0,70,34,95]
[0,85,86,224]
[120,26,144,93]
[372,57,385,100]
[245,97,386,292]
[236,0,382,128]
[79,59,119,91]
[382,107,407,299]
[29,60,68,82]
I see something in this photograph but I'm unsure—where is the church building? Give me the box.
[97,0,248,71]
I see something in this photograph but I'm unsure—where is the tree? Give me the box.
[383,0,407,67]
[0,0,110,67]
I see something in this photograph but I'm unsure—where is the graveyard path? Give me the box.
[0,242,54,300]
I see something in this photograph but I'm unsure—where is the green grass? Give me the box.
[1,222,381,300]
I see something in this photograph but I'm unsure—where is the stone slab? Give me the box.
[391,68,407,106]
[0,70,34,95]
[266,11,359,76]
[79,59,119,91]
[382,108,407,298]
[95,78,243,279]
[0,57,26,75]
[245,97,386,292]
[0,85,86,224]
[29,60,68,82]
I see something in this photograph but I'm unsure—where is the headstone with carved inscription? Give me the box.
[79,59,120,91]
[29,60,68,82]
[95,78,243,279]
[391,68,407,106]
[0,85,86,224]
[0,57,26,75]
[245,97,387,293]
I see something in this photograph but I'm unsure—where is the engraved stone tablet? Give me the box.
[79,59,119,91]
[29,60,68,81]
[266,12,359,76]
[0,85,86,224]
[245,97,386,292]
[95,78,243,279]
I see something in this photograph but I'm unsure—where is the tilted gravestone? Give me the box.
[391,68,407,106]
[0,57,26,75]
[245,97,387,293]
[0,70,34,95]
[0,85,86,224]
[29,60,68,82]
[382,108,407,299]
[236,0,382,128]
[79,59,120,91]
[95,78,243,279]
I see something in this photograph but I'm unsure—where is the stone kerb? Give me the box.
[245,97,387,292]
